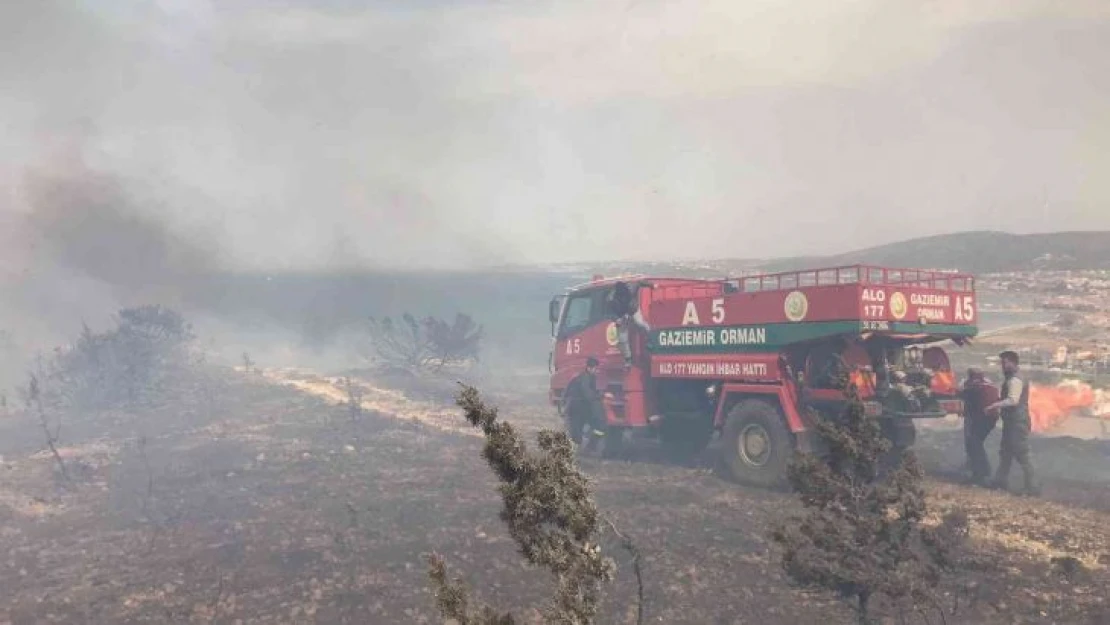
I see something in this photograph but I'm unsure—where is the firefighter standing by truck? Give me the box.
[961,367,999,486]
[986,351,1040,496]
[609,282,650,367]
[563,356,606,446]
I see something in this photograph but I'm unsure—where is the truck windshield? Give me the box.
[558,287,616,337]
[560,293,594,336]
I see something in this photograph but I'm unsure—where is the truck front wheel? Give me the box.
[720,399,793,489]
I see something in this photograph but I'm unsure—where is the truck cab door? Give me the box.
[554,288,611,363]
[551,287,614,390]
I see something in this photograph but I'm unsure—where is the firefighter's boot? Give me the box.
[1020,465,1040,497]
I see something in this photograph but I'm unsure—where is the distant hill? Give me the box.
[562,231,1110,278]
[757,231,1110,274]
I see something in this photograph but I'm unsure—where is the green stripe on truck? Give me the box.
[649,321,977,353]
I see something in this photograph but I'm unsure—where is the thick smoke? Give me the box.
[7,1,1110,269]
[0,122,226,388]
[3,0,1109,387]
[20,157,220,298]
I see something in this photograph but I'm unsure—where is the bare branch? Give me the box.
[364,313,482,374]
[603,516,644,625]
[25,374,71,485]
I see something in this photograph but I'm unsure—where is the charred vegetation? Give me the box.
[363,312,484,375]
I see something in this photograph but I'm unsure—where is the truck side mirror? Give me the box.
[549,297,563,337]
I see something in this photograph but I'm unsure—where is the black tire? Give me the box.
[660,416,713,463]
[720,399,794,488]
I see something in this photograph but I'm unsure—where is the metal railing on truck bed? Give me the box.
[647,265,975,300]
[728,265,975,294]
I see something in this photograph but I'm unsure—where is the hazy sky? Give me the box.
[2,0,1108,270]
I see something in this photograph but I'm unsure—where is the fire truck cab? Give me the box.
[548,265,978,487]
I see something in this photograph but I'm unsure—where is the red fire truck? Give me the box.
[547,265,977,486]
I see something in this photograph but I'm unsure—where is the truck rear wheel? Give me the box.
[720,399,793,488]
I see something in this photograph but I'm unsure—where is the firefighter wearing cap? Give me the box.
[562,356,607,446]
[961,367,999,485]
[986,351,1039,495]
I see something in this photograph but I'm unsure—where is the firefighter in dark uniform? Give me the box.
[563,356,606,446]
[960,367,999,486]
[608,282,651,367]
[986,351,1040,495]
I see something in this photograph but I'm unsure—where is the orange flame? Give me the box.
[1029,382,1096,433]
[930,370,957,395]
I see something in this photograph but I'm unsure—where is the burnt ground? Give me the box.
[1,368,1109,625]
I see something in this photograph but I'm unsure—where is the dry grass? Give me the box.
[0,368,1107,624]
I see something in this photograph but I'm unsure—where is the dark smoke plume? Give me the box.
[20,164,220,299]
[0,125,225,388]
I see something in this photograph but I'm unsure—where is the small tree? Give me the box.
[112,305,195,404]
[43,306,195,411]
[365,313,482,374]
[115,305,194,345]
[772,373,968,624]
[425,313,483,370]
[427,386,616,624]
[365,314,428,371]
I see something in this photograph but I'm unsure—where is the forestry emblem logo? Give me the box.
[784,291,808,322]
[890,292,908,320]
[605,322,619,346]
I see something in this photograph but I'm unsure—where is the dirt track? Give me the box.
[1,368,1109,624]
